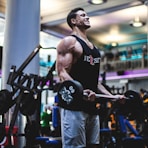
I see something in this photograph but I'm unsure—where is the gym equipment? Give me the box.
[100,128,116,148]
[35,136,62,148]
[0,123,6,144]
[19,90,37,116]
[2,45,42,147]
[0,90,14,114]
[24,120,40,148]
[2,45,57,147]
[122,137,145,148]
[98,100,147,147]
[110,114,146,148]
[57,80,140,108]
[52,106,60,129]
[0,45,42,115]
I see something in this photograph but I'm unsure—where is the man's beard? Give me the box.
[78,24,91,30]
[84,25,91,29]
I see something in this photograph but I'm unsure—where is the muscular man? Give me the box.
[56,7,124,148]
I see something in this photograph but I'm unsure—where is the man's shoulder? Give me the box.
[63,35,77,42]
[57,35,77,51]
[61,35,77,46]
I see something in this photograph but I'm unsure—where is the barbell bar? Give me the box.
[83,92,123,101]
[57,80,140,108]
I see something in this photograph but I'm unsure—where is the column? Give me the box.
[2,0,40,147]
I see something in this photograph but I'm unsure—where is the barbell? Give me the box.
[57,80,141,109]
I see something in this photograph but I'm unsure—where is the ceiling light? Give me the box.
[111,42,118,47]
[88,0,107,5]
[130,16,145,27]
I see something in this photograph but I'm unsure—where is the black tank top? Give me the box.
[58,35,101,115]
[70,35,101,93]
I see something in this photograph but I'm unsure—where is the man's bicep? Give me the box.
[57,52,73,70]
[56,53,73,81]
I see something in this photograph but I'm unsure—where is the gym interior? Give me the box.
[0,0,148,147]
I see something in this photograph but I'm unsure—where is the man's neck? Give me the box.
[71,27,93,49]
[72,27,87,40]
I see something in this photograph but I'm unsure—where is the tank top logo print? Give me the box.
[84,55,101,65]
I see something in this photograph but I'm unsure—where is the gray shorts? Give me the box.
[60,108,100,148]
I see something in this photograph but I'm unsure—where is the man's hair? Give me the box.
[67,7,84,29]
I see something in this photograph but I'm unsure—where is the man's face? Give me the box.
[74,10,91,29]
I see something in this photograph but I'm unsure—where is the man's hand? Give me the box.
[114,94,126,104]
[84,89,96,102]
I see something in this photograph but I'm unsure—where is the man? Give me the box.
[56,7,124,148]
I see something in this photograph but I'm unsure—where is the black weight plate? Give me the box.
[124,90,145,121]
[57,80,83,109]
[20,91,37,116]
[0,89,13,114]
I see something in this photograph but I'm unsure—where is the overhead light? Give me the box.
[88,0,107,5]
[0,17,5,46]
[130,16,145,27]
[111,42,118,47]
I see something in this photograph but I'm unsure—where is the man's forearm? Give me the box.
[97,83,113,96]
